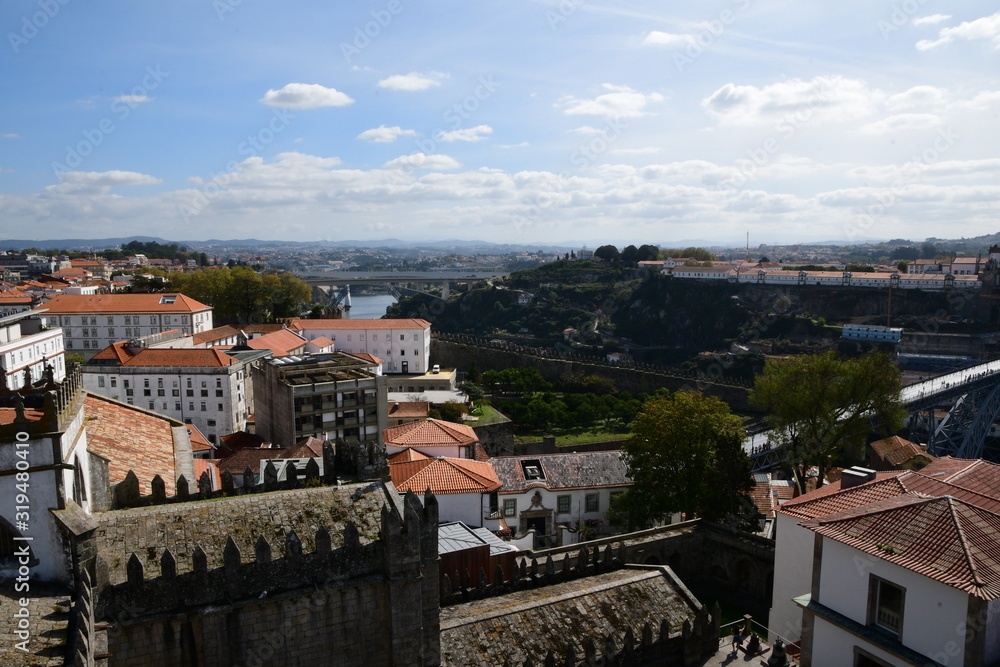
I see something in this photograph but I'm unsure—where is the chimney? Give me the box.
[841,466,878,489]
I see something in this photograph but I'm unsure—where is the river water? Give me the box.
[343,294,398,319]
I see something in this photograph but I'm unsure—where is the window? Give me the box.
[172,389,179,397]
[175,403,181,411]
[216,390,223,397]
[200,403,207,411]
[157,378,163,388]
[217,403,223,411]
[400,334,404,340]
[97,376,105,388]
[503,499,516,517]
[189,403,194,411]
[201,390,208,397]
[144,379,150,388]
[557,495,571,514]
[868,576,904,637]
[157,389,165,397]
[143,389,151,397]
[585,494,599,513]
[186,390,194,397]
[372,334,378,341]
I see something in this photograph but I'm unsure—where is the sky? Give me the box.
[1,1,999,247]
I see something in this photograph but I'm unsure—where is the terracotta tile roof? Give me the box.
[245,329,308,356]
[0,407,45,424]
[193,458,221,490]
[803,494,1000,599]
[490,451,632,494]
[287,318,431,330]
[919,456,1000,496]
[384,418,478,449]
[193,324,241,344]
[41,293,211,313]
[89,342,238,368]
[779,474,908,520]
[283,436,324,458]
[870,435,934,466]
[388,401,431,419]
[214,447,284,475]
[186,423,213,453]
[347,352,384,365]
[390,456,501,495]
[308,336,334,347]
[388,448,432,464]
[216,430,264,456]
[83,394,179,494]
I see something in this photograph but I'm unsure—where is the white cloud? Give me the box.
[383,153,461,170]
[885,86,947,111]
[702,75,880,126]
[47,170,162,194]
[113,94,151,105]
[641,31,695,48]
[357,125,417,143]
[913,14,951,26]
[377,72,449,92]
[437,125,493,142]
[1,133,19,139]
[569,126,603,136]
[561,84,664,118]
[916,11,1000,50]
[859,113,942,134]
[611,147,660,155]
[497,142,529,149]
[259,83,354,109]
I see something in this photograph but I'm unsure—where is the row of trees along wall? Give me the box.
[432,334,753,412]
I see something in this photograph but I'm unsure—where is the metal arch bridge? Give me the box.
[746,358,1000,471]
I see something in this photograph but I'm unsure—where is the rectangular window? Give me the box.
[201,403,207,411]
[503,499,516,518]
[97,376,105,388]
[110,377,117,388]
[869,576,904,636]
[585,494,599,513]
[372,334,378,341]
[557,495,571,514]
[400,334,404,340]
[175,403,181,411]
[216,389,223,397]
[157,389,165,397]
[186,390,194,397]
[172,389,179,397]
[201,390,208,397]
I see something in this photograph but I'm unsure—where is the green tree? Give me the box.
[622,391,751,524]
[594,245,620,263]
[749,351,905,494]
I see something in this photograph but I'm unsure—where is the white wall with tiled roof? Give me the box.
[289,318,431,374]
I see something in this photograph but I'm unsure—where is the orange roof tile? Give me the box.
[348,352,383,364]
[186,423,213,452]
[390,456,501,495]
[384,418,478,449]
[193,325,241,344]
[309,336,334,347]
[804,494,1000,599]
[89,343,238,368]
[778,473,908,520]
[41,293,211,314]
[388,448,432,464]
[870,435,934,466]
[193,458,221,490]
[287,318,431,330]
[245,329,307,356]
[83,394,179,494]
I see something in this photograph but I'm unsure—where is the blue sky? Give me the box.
[1,1,998,246]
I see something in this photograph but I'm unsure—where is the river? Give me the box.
[343,294,398,319]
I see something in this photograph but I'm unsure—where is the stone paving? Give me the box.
[0,582,72,666]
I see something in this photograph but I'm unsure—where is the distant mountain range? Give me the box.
[1,232,998,253]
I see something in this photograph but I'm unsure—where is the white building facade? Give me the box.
[39,293,213,359]
[287,318,431,374]
[0,310,66,391]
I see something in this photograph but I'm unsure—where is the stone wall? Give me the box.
[432,336,752,411]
